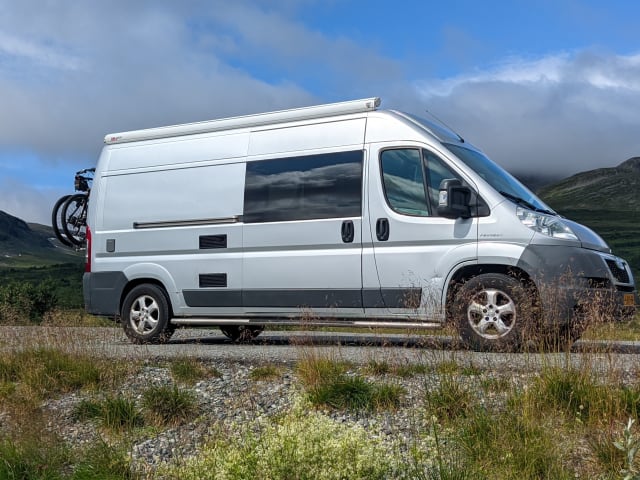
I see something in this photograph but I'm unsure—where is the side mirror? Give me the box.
[437,179,472,219]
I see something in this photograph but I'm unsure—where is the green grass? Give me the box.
[169,357,219,385]
[100,395,144,431]
[424,375,474,422]
[72,440,135,480]
[0,433,70,480]
[457,405,573,479]
[249,364,281,381]
[142,385,198,427]
[0,262,84,310]
[296,352,404,411]
[75,388,197,431]
[0,348,116,403]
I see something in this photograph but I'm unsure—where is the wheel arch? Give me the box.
[119,278,174,319]
[119,263,178,317]
[445,263,538,319]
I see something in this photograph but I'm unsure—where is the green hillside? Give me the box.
[538,157,640,210]
[0,210,82,267]
[0,211,84,313]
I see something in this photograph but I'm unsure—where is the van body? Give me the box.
[83,97,637,350]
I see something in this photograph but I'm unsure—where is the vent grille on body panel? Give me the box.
[199,273,227,288]
[605,259,630,284]
[199,234,227,249]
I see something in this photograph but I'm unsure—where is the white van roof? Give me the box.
[104,97,381,145]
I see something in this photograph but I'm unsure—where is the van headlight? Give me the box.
[516,207,578,240]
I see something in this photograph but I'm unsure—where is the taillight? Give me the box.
[85,226,92,273]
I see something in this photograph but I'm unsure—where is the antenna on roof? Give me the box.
[424,109,465,143]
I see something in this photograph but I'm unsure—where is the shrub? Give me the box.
[0,279,58,323]
[165,409,395,479]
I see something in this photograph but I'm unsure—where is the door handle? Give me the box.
[341,220,354,243]
[376,218,389,241]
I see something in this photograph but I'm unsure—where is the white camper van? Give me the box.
[83,97,637,350]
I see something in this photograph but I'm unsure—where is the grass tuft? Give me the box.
[249,364,280,381]
[297,354,404,411]
[100,395,144,431]
[169,357,219,385]
[142,385,198,427]
[424,375,473,422]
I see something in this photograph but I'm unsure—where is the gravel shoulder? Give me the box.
[3,326,640,477]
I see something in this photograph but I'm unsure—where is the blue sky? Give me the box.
[2,0,640,223]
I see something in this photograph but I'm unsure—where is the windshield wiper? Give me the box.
[499,191,555,215]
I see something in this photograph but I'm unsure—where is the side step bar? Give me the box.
[170,317,443,330]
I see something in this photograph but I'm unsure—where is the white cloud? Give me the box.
[413,51,640,178]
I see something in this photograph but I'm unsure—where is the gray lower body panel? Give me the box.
[182,288,421,309]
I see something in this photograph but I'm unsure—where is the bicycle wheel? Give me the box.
[51,194,74,247]
[61,193,89,247]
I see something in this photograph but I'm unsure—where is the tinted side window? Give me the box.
[244,150,363,223]
[380,149,429,216]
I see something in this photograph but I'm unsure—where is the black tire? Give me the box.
[121,284,175,344]
[220,325,264,342]
[51,195,74,247]
[452,273,538,352]
[61,193,89,246]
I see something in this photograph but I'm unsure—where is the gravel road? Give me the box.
[2,325,640,370]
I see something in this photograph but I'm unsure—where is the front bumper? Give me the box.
[517,245,637,325]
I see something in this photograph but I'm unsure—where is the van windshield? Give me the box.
[445,144,555,214]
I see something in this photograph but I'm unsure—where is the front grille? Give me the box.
[605,259,630,284]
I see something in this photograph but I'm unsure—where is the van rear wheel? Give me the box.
[453,273,537,352]
[220,326,264,342]
[122,284,175,344]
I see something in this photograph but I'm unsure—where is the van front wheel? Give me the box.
[122,284,175,344]
[453,273,535,352]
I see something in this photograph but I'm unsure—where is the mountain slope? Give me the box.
[538,157,640,210]
[0,210,81,267]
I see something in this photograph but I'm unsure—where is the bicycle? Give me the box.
[51,168,94,248]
